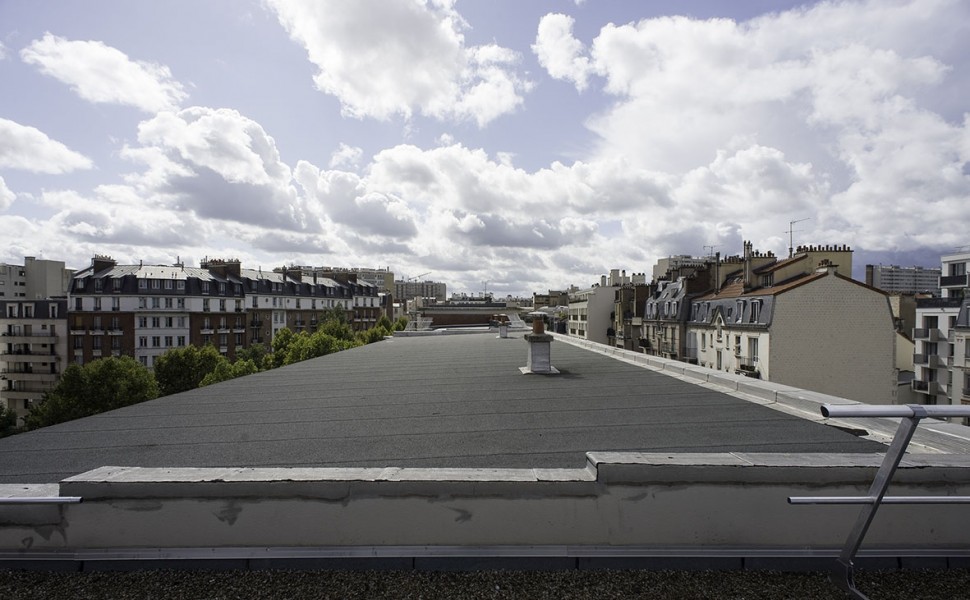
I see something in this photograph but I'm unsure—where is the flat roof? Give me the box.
[0,333,883,483]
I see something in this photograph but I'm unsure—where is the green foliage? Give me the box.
[25,356,159,429]
[269,327,296,369]
[319,318,355,342]
[320,304,349,325]
[357,326,390,345]
[154,345,224,396]
[376,315,393,331]
[199,358,260,387]
[233,344,267,367]
[0,405,17,437]
[392,317,409,331]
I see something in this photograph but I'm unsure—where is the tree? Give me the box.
[0,405,17,438]
[376,315,393,331]
[357,325,390,345]
[268,327,296,368]
[154,345,224,396]
[233,344,267,368]
[392,316,409,331]
[25,356,159,429]
[199,358,260,387]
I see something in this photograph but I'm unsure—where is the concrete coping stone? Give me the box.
[0,483,60,498]
[55,453,970,499]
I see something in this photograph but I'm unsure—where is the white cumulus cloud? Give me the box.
[267,0,530,126]
[21,33,187,112]
[0,117,93,173]
[0,177,15,210]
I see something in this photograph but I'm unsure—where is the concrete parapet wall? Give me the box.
[2,455,970,554]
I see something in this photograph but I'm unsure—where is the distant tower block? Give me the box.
[520,318,559,375]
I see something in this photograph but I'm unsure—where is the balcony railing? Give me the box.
[940,274,968,287]
[911,380,940,395]
[913,353,927,365]
[913,328,943,342]
[737,356,759,371]
[927,354,943,369]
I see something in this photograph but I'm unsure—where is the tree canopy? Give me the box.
[154,344,224,396]
[25,356,159,429]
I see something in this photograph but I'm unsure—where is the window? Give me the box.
[252,296,258,308]
[151,297,160,309]
[748,337,759,361]
[151,336,160,347]
[92,337,102,350]
[202,282,210,294]
[93,298,101,311]
[152,317,160,328]
[138,316,148,328]
[165,336,173,347]
[165,298,173,309]
[111,337,121,350]
[949,262,966,277]
[219,317,227,329]
[177,317,186,328]
[177,336,186,347]
[93,316,102,329]
[235,333,243,345]
[219,333,228,346]
[94,278,103,292]
[749,301,761,323]
[73,336,83,349]
[139,356,147,367]
[165,317,173,328]
[177,298,185,309]
[176,280,185,290]
[203,317,211,329]
[202,334,211,346]
[139,336,148,348]
[203,299,210,312]
[139,297,147,309]
[219,283,226,295]
[151,279,161,289]
[111,317,120,330]
[112,297,120,311]
[164,279,173,290]
[219,299,226,312]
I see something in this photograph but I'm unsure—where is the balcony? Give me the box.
[233,327,246,334]
[913,353,926,365]
[107,329,124,336]
[913,328,944,342]
[88,328,106,336]
[1,389,45,402]
[200,328,215,335]
[0,370,58,382]
[0,333,57,344]
[940,274,968,288]
[70,328,86,336]
[912,380,940,396]
[964,387,970,399]
[737,356,760,371]
[927,354,944,369]
[217,328,230,334]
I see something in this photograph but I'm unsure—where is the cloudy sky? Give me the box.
[1,0,969,296]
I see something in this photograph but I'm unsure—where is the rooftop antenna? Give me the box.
[785,217,811,258]
[703,245,718,259]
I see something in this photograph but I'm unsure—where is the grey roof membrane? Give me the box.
[0,333,883,483]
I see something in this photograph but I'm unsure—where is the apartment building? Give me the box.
[912,250,970,407]
[0,257,73,300]
[394,279,447,302]
[865,264,941,295]
[611,277,651,351]
[568,271,635,345]
[1,299,68,424]
[68,256,385,368]
[686,242,896,405]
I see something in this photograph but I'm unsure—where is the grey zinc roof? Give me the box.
[0,333,883,483]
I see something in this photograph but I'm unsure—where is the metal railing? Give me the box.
[789,404,970,600]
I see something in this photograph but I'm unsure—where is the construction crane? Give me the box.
[406,272,431,282]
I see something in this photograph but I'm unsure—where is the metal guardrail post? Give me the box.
[789,404,970,600]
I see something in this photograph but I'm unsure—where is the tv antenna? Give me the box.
[785,218,811,258]
[703,245,719,259]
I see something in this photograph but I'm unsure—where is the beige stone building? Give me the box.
[688,243,896,405]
